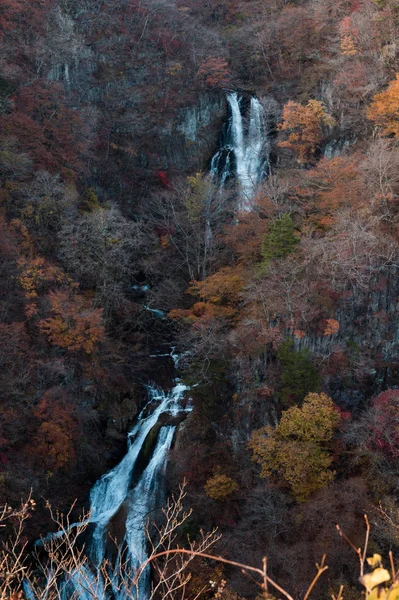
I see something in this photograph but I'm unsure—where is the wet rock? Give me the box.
[107,395,139,435]
[164,92,226,172]
[157,411,188,427]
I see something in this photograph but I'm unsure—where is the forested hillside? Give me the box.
[2,0,399,597]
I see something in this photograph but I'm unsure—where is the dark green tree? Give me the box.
[260,213,299,268]
[80,188,100,212]
[277,340,321,407]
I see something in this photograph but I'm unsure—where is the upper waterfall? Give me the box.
[211,92,269,210]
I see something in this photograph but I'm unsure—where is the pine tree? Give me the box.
[260,214,299,268]
[277,340,321,406]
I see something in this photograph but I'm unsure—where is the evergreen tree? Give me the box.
[260,213,299,268]
[277,340,321,406]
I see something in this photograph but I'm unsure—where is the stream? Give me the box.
[40,351,192,600]
[26,91,268,600]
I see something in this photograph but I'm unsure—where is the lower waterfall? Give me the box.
[33,355,190,600]
[89,381,188,569]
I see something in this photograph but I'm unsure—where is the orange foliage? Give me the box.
[196,56,231,87]
[278,100,334,163]
[169,301,236,323]
[39,290,104,353]
[304,156,364,226]
[169,268,244,325]
[9,218,34,257]
[18,256,74,318]
[294,329,306,339]
[33,388,77,470]
[222,208,269,264]
[191,267,244,305]
[323,318,340,336]
[318,215,335,229]
[339,16,359,56]
[367,74,399,137]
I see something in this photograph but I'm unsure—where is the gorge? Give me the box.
[44,92,270,599]
[3,0,399,598]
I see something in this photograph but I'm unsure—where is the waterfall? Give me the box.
[211,92,269,210]
[117,426,176,600]
[60,565,106,600]
[29,348,191,600]
[88,379,189,573]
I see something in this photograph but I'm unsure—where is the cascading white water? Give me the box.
[245,96,267,205]
[60,564,106,600]
[36,376,189,600]
[28,373,189,600]
[89,391,169,568]
[211,92,268,211]
[24,94,267,600]
[116,426,176,600]
[89,380,189,572]
[30,346,189,598]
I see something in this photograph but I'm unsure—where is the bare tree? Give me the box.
[58,205,151,316]
[360,139,399,219]
[3,487,398,600]
[144,175,232,282]
[0,485,219,600]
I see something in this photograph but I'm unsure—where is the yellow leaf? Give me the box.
[367,554,383,568]
[360,568,390,591]
[387,584,399,600]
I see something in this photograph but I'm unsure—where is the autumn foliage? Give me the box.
[39,290,104,354]
[2,0,399,590]
[205,473,238,501]
[249,393,340,502]
[367,74,399,137]
[278,100,334,163]
[170,267,244,323]
[33,388,77,471]
[197,56,231,88]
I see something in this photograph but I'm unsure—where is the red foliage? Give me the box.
[333,405,351,421]
[0,82,85,175]
[367,390,399,459]
[33,388,78,470]
[157,170,172,188]
[372,389,399,409]
[197,56,231,88]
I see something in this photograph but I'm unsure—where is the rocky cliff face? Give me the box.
[167,92,226,171]
[41,1,230,205]
[294,267,399,408]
